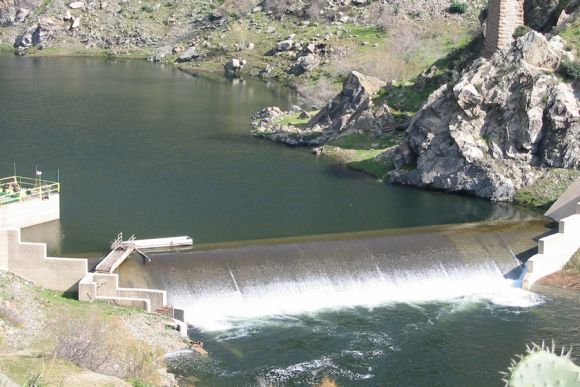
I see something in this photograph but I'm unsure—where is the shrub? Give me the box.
[297,77,342,109]
[558,59,580,80]
[263,0,293,19]
[54,316,164,385]
[140,4,154,13]
[216,0,258,18]
[513,25,532,38]
[449,1,468,14]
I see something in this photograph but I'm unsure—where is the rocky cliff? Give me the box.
[387,31,579,201]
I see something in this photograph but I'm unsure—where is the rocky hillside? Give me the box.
[0,0,487,104]
[251,11,579,206]
[387,31,579,201]
[0,270,193,386]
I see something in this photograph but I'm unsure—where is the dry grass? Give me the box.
[327,18,475,81]
[297,77,342,109]
[54,315,164,385]
[217,0,260,17]
[317,376,339,386]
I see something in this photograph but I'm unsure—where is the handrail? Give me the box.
[0,175,60,207]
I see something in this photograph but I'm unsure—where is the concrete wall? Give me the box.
[0,228,88,292]
[545,178,580,221]
[0,194,60,229]
[523,202,580,289]
[484,0,525,58]
[79,272,167,313]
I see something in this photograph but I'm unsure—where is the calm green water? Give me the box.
[2,56,576,387]
[0,55,534,255]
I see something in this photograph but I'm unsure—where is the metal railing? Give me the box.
[0,176,60,207]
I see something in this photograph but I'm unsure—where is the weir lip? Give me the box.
[116,219,550,329]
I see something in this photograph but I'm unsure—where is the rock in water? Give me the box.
[387,31,579,201]
[224,58,246,75]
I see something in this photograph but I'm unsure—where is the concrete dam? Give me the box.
[118,219,549,331]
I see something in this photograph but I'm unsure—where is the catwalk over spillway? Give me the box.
[118,220,549,331]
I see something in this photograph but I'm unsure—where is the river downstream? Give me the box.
[1,55,578,386]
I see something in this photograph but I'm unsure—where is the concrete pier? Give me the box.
[0,175,60,229]
[523,179,580,289]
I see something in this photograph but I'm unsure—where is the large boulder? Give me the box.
[305,71,386,142]
[224,58,246,75]
[14,17,59,50]
[176,47,199,62]
[387,32,579,201]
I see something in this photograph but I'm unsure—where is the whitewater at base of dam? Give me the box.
[119,220,549,331]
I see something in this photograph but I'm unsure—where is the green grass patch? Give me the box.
[273,111,318,127]
[348,157,394,177]
[565,249,580,274]
[514,169,580,210]
[339,24,386,45]
[329,131,405,150]
[322,131,405,178]
[0,353,89,386]
[558,15,579,55]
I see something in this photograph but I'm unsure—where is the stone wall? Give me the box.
[484,0,525,58]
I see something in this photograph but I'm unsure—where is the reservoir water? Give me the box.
[1,55,578,386]
[0,55,534,255]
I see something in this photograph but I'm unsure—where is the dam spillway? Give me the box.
[118,220,548,331]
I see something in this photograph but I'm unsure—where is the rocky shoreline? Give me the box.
[251,30,579,208]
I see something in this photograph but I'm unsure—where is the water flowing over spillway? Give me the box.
[119,222,545,331]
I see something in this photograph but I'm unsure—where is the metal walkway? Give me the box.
[94,233,193,273]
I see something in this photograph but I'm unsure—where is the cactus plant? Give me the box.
[502,341,580,386]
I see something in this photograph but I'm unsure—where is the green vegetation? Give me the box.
[0,272,185,386]
[513,25,532,38]
[504,343,580,386]
[557,14,580,55]
[273,111,318,127]
[514,169,580,210]
[565,249,580,274]
[375,34,483,114]
[558,59,580,80]
[449,1,468,14]
[329,131,405,150]
[320,131,406,178]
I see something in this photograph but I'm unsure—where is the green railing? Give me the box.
[0,176,60,207]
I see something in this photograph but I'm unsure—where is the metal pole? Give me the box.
[13,162,16,177]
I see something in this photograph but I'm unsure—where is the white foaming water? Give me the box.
[170,264,543,331]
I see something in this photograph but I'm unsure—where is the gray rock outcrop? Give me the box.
[251,71,386,145]
[14,17,59,50]
[0,0,38,26]
[224,58,246,75]
[387,31,579,201]
[306,70,386,138]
